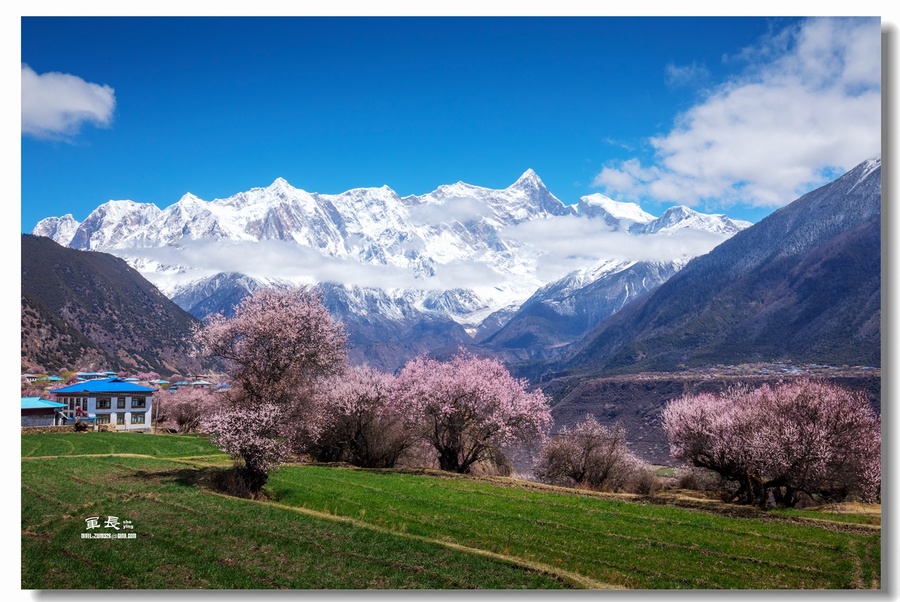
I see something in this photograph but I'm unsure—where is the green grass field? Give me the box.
[22,432,881,590]
[22,431,225,459]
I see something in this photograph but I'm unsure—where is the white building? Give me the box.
[51,377,156,432]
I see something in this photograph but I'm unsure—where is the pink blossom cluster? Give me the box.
[155,386,219,433]
[312,366,417,468]
[194,288,556,483]
[662,379,880,505]
[324,366,403,420]
[194,287,348,491]
[203,402,288,478]
[193,287,347,407]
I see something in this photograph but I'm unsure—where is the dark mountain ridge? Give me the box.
[550,157,881,377]
[21,234,215,374]
[481,260,680,360]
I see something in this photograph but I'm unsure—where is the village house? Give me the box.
[51,377,156,432]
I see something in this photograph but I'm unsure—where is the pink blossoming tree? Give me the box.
[662,379,881,507]
[196,287,347,493]
[397,351,552,474]
[156,386,219,433]
[312,366,417,468]
[194,287,346,408]
[204,403,287,494]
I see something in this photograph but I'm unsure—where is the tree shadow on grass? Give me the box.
[129,466,218,489]
[128,465,270,501]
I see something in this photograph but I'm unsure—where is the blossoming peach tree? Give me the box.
[195,287,347,492]
[311,366,418,468]
[397,351,553,474]
[661,379,880,507]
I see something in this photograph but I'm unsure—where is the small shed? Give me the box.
[21,397,68,427]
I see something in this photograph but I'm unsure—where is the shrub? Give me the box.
[535,415,648,492]
[676,467,724,493]
[156,387,218,433]
[203,403,287,493]
[624,466,661,496]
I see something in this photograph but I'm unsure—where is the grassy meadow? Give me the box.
[21,432,881,590]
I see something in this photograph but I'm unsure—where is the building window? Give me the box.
[96,415,110,424]
[97,397,111,409]
[131,413,145,425]
[117,398,125,409]
[116,414,125,425]
[132,397,146,408]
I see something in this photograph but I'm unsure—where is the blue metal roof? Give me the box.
[21,397,67,410]
[52,377,156,395]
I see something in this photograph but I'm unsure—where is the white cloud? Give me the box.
[504,215,730,282]
[422,259,507,290]
[21,64,116,139]
[126,238,511,293]
[595,17,881,209]
[407,196,491,226]
[664,61,711,88]
[127,239,421,290]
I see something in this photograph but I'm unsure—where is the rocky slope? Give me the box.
[554,157,881,376]
[21,234,216,374]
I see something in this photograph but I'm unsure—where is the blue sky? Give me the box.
[20,16,883,230]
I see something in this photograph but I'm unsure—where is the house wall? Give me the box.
[21,413,57,427]
[21,425,76,434]
[57,393,154,432]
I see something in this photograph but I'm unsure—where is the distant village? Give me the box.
[20,369,229,432]
[22,360,879,434]
[597,362,880,383]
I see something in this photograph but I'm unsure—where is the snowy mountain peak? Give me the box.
[68,199,162,250]
[97,199,149,212]
[176,192,205,205]
[637,205,749,235]
[33,214,81,247]
[509,168,547,192]
[31,168,752,337]
[660,205,698,220]
[577,193,656,224]
[512,168,540,183]
[266,177,294,192]
[855,156,881,187]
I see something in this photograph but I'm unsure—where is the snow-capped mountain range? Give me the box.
[33,170,750,368]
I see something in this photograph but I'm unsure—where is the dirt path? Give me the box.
[212,492,623,590]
